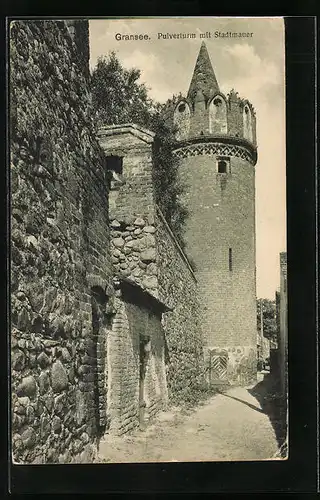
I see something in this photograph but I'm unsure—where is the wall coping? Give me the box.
[156,205,197,282]
[97,123,155,144]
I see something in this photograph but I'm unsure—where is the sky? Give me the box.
[89,17,286,299]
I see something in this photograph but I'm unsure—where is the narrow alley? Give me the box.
[98,380,284,463]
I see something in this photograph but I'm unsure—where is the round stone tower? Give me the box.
[172,42,258,386]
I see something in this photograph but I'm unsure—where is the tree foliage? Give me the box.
[257,298,277,342]
[90,52,189,248]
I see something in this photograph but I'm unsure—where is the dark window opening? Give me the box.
[229,248,233,271]
[214,97,222,107]
[106,155,123,175]
[105,155,124,189]
[218,160,227,173]
[178,103,186,113]
[217,156,230,174]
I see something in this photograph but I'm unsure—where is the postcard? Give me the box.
[9,16,287,466]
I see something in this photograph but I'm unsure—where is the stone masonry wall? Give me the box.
[10,20,113,463]
[99,124,204,405]
[109,208,204,405]
[107,293,167,435]
[110,216,158,296]
[156,209,205,404]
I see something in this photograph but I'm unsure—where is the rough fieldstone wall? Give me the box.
[99,124,205,405]
[10,20,113,463]
[107,294,167,435]
[110,216,158,296]
[156,210,205,404]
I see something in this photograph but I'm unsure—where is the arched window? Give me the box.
[173,101,191,141]
[209,96,227,134]
[243,105,253,141]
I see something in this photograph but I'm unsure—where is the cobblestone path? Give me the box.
[98,384,281,463]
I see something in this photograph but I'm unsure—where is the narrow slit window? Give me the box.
[229,248,233,271]
[105,155,124,189]
[218,160,227,173]
[216,156,230,174]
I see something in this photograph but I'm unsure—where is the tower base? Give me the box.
[205,346,257,387]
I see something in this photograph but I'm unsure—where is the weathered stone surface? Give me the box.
[26,405,35,423]
[81,432,89,444]
[143,225,156,233]
[38,371,50,394]
[110,220,121,229]
[147,263,158,276]
[17,396,30,407]
[51,361,68,393]
[61,347,71,362]
[46,448,59,463]
[134,218,145,227]
[132,268,142,277]
[21,428,37,449]
[125,239,140,250]
[54,393,67,416]
[52,415,62,433]
[113,238,125,248]
[140,248,156,263]
[112,248,121,258]
[16,376,37,399]
[80,445,94,463]
[45,395,54,413]
[75,390,85,425]
[68,366,75,382]
[142,276,158,290]
[12,433,23,452]
[37,352,50,368]
[12,350,26,371]
[17,308,31,331]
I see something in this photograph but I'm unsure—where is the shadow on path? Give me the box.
[218,393,265,414]
[247,373,287,449]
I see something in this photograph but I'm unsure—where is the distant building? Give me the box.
[272,253,288,393]
[278,252,288,395]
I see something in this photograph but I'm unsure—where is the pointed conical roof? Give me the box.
[187,42,220,102]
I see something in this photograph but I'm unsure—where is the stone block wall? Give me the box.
[10,20,113,463]
[110,216,158,296]
[98,124,205,405]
